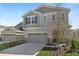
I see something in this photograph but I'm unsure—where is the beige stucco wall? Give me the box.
[23,11,58,38]
[16,35,25,41]
[40,12,57,28]
[49,9,71,43]
[23,12,41,29]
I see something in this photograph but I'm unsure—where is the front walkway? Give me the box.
[0,42,46,55]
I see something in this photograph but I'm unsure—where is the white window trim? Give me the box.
[27,16,37,25]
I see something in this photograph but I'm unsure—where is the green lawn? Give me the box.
[37,47,53,56]
[37,47,79,56]
[37,50,51,56]
[74,40,79,48]
[37,40,79,56]
[0,44,8,50]
[64,53,79,56]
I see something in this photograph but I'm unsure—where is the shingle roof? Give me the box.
[34,4,70,13]
[2,27,25,35]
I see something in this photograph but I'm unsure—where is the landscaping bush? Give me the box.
[70,40,79,49]
[0,44,8,50]
[65,40,71,46]
[71,40,77,49]
[16,40,26,45]
[74,40,79,48]
[5,40,26,47]
[0,40,26,50]
[6,42,17,47]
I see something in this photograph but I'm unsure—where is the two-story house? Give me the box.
[22,5,71,44]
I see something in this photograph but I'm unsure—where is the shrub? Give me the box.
[0,40,26,50]
[5,40,26,47]
[0,44,8,50]
[71,40,76,49]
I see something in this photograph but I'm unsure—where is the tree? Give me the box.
[71,40,77,53]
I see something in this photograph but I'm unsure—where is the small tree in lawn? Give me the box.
[71,40,77,53]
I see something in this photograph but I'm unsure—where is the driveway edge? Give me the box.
[33,51,40,56]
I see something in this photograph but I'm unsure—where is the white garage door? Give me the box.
[28,33,48,43]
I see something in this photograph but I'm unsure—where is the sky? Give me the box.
[0,3,79,29]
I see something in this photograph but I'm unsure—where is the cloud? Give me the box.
[0,18,12,26]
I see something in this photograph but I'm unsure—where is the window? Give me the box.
[52,15,55,21]
[62,13,64,19]
[26,16,37,24]
[26,17,30,24]
[19,27,23,31]
[32,16,37,24]
[44,16,47,22]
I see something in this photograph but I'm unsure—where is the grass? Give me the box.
[0,44,8,50]
[66,40,79,48]
[37,47,53,56]
[64,53,79,56]
[37,47,79,56]
[0,40,26,50]
[74,40,79,48]
[37,50,52,56]
[37,40,79,56]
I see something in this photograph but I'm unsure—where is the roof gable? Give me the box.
[34,5,70,13]
[35,6,57,13]
[22,10,41,18]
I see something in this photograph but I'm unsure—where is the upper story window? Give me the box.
[26,16,37,24]
[26,17,30,24]
[52,15,55,21]
[44,16,47,22]
[32,16,37,24]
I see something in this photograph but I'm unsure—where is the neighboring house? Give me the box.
[2,26,25,43]
[71,29,79,40]
[15,22,24,31]
[0,25,7,41]
[21,5,71,44]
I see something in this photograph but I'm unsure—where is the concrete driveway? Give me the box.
[0,42,46,55]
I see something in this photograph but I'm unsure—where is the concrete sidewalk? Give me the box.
[0,42,46,55]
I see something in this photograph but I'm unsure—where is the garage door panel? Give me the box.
[28,33,48,43]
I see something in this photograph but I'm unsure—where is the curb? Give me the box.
[33,51,40,56]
